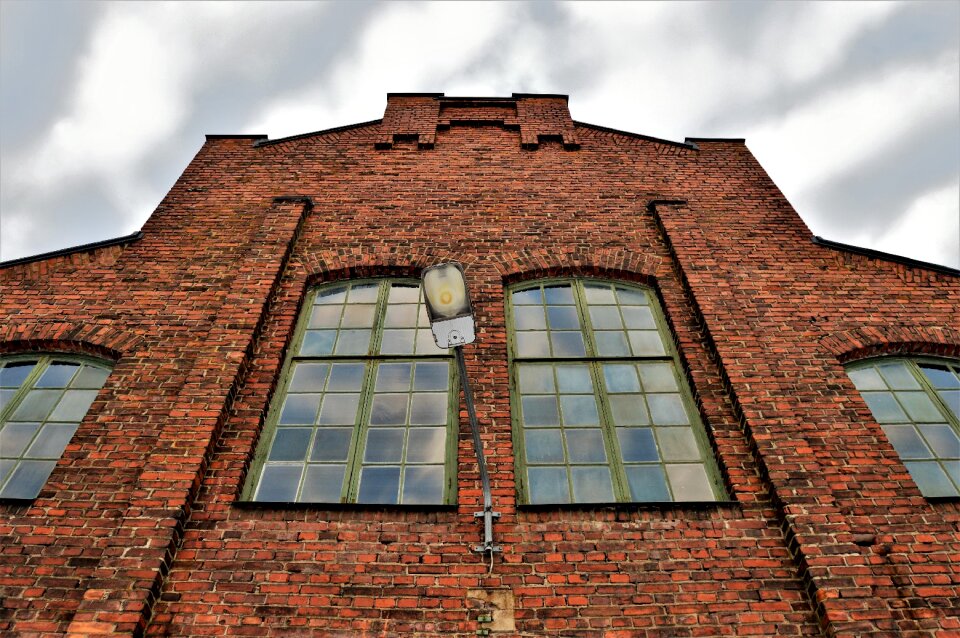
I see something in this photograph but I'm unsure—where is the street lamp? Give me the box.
[421,262,500,557]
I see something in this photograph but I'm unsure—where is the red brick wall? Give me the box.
[2,94,957,637]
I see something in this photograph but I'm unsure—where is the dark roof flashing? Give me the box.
[0,231,144,269]
[205,134,268,141]
[813,236,959,276]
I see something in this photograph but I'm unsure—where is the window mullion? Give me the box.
[590,360,631,503]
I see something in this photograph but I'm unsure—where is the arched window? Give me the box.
[0,355,112,500]
[507,279,722,504]
[847,358,960,498]
[244,279,456,504]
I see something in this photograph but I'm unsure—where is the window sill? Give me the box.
[233,500,458,512]
[518,500,741,512]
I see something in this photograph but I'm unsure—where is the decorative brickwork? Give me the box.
[2,94,957,637]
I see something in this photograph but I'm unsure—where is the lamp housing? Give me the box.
[421,262,476,348]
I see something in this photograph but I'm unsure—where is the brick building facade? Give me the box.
[1,93,958,637]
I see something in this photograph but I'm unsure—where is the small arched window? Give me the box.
[847,357,960,498]
[507,279,723,504]
[0,355,112,499]
[244,279,457,504]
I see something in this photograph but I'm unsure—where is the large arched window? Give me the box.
[244,279,456,504]
[507,279,722,504]
[847,357,960,498]
[0,355,112,499]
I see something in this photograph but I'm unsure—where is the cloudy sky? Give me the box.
[1,1,958,267]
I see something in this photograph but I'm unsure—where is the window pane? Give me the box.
[12,390,62,421]
[571,466,614,502]
[566,429,606,463]
[525,429,564,463]
[406,428,446,463]
[625,466,669,501]
[937,391,960,420]
[288,363,329,392]
[402,466,444,504]
[364,428,404,462]
[0,422,41,457]
[647,394,689,425]
[376,363,412,392]
[518,366,555,393]
[327,364,365,392]
[268,428,312,461]
[609,396,649,425]
[311,428,352,462]
[560,395,599,426]
[318,394,361,425]
[547,306,580,330]
[543,286,574,305]
[309,305,342,328]
[415,329,445,355]
[657,428,700,461]
[621,306,656,329]
[861,392,908,423]
[617,428,658,462]
[551,332,585,357]
[0,362,36,388]
[917,425,960,458]
[0,458,14,483]
[384,304,418,327]
[881,424,932,459]
[35,363,80,388]
[414,363,449,391]
[335,330,372,355]
[919,365,960,389]
[897,392,945,422]
[300,465,345,502]
[370,394,408,425]
[512,288,543,305]
[521,396,560,426]
[389,285,420,304]
[514,307,546,330]
[603,365,640,393]
[1,390,16,412]
[528,466,569,504]
[279,394,321,424]
[341,304,376,328]
[583,284,615,305]
[256,465,302,502]
[628,331,666,356]
[876,363,920,390]
[315,287,347,304]
[25,423,79,459]
[301,330,336,355]
[347,284,379,303]
[49,390,98,422]
[594,331,630,356]
[357,466,401,504]
[589,306,622,330]
[904,461,958,498]
[848,367,886,391]
[516,332,550,358]
[666,464,714,501]
[0,460,57,499]
[638,363,678,392]
[380,330,416,355]
[615,287,648,306]
[556,365,592,393]
[410,393,447,425]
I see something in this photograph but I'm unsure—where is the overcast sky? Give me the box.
[1,1,958,267]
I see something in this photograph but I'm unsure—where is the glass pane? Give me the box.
[594,332,630,356]
[370,394,408,425]
[881,425,932,459]
[945,459,960,489]
[940,391,960,420]
[335,330,372,355]
[0,390,15,412]
[255,465,302,502]
[300,330,336,355]
[364,428,404,463]
[415,329,446,355]
[279,394,321,424]
[571,466,614,502]
[615,287,648,306]
[69,365,109,391]
[315,287,347,304]
[514,307,546,331]
[861,392,908,423]
[518,366,554,394]
[384,304,418,327]
[609,395,649,425]
[311,428,352,462]
[897,392,945,422]
[0,362,36,388]
[917,425,960,458]
[621,306,656,329]
[0,422,41,457]
[525,429,564,464]
[327,364,365,392]
[547,306,579,330]
[848,367,886,391]
[268,428,312,461]
[617,428,658,462]
[389,285,420,304]
[347,284,379,303]
[417,305,431,327]
[543,286,574,305]
[521,396,560,426]
[414,363,449,391]
[308,305,342,329]
[12,390,63,421]
[25,423,78,459]
[566,429,606,463]
[380,330,416,355]
[657,428,701,461]
[589,306,622,330]
[300,465,346,502]
[876,363,920,390]
[603,364,640,393]
[556,365,592,393]
[402,466,445,504]
[583,284,615,305]
[48,390,98,422]
[638,363,678,392]
[35,363,80,388]
[410,393,447,425]
[516,332,550,358]
[0,458,14,483]
[560,395,599,426]
[357,466,401,504]
[0,460,57,499]
[625,466,670,501]
[920,365,960,389]
[288,363,329,392]
[512,288,543,305]
[551,332,586,357]
[341,304,376,328]
[629,331,666,356]
[648,395,689,425]
[317,394,361,425]
[666,464,715,501]
[406,428,446,463]
[376,363,412,392]
[904,461,958,498]
[527,466,569,504]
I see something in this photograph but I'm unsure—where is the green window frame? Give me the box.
[243,278,458,505]
[507,278,723,505]
[0,355,112,500]
[847,357,960,498]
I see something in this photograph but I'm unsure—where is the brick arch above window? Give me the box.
[296,247,471,284]
[820,325,960,364]
[0,321,143,361]
[494,247,663,284]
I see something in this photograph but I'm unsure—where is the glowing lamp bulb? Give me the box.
[423,263,470,320]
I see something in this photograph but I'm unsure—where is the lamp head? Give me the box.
[421,262,476,348]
